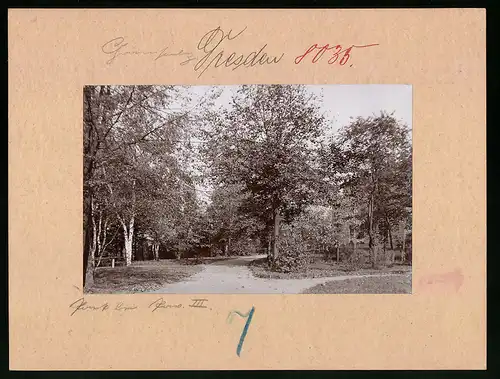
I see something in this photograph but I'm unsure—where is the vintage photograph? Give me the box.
[83,84,412,294]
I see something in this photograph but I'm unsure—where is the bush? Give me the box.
[270,240,311,273]
[271,252,309,273]
[345,248,365,270]
[268,228,312,273]
[230,238,260,256]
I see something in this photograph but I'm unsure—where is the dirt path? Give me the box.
[151,256,404,294]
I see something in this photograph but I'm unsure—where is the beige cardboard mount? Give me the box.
[8,9,486,370]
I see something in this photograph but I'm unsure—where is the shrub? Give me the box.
[271,251,309,273]
[268,227,312,273]
[270,239,311,273]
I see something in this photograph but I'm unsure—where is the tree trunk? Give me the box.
[120,217,134,266]
[368,192,376,268]
[336,244,340,263]
[125,179,136,266]
[124,234,133,266]
[96,210,103,257]
[83,208,94,289]
[83,89,95,290]
[387,220,394,250]
[96,220,116,268]
[84,194,96,291]
[383,213,394,264]
[401,228,406,263]
[384,226,391,264]
[96,215,108,259]
[153,242,160,261]
[90,198,97,266]
[84,256,94,288]
[271,207,281,261]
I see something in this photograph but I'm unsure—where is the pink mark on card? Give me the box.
[418,268,464,292]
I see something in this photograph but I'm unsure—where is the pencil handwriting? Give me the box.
[194,26,284,78]
[69,297,110,316]
[148,298,183,312]
[190,299,208,308]
[101,37,196,65]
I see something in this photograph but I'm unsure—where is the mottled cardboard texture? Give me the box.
[8,9,486,370]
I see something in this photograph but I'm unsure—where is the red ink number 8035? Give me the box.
[294,43,379,66]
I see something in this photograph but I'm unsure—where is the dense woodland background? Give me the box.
[83,85,412,289]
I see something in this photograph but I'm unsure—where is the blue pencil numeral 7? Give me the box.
[227,307,255,357]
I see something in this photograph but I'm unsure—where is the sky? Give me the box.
[183,84,413,134]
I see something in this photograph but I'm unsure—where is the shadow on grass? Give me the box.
[86,261,203,294]
[302,274,412,294]
[249,256,412,280]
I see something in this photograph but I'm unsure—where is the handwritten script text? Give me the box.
[69,297,212,315]
[194,27,284,78]
[101,37,196,65]
[295,43,379,66]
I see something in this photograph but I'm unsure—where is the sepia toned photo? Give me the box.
[83,84,412,294]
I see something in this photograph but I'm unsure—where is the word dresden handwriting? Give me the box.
[194,26,284,78]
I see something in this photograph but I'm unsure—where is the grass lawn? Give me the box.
[249,256,411,280]
[86,259,203,294]
[303,274,412,294]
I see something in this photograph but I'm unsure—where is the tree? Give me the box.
[205,183,263,256]
[203,85,326,262]
[83,85,189,286]
[333,112,412,267]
